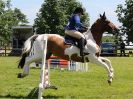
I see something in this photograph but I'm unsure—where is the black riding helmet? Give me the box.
[73,7,84,15]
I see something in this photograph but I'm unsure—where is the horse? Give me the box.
[17,13,118,85]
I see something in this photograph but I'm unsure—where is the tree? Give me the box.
[116,0,133,43]
[102,35,116,43]
[0,0,28,43]
[34,0,89,35]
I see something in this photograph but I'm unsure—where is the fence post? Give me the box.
[4,46,6,56]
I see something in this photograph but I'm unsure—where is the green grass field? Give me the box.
[0,57,133,99]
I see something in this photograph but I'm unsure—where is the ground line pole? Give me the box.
[38,35,48,99]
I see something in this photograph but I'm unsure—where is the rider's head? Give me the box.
[73,7,84,15]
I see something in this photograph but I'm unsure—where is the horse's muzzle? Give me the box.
[111,28,119,35]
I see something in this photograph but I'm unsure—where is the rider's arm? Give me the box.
[74,15,83,28]
[74,15,88,32]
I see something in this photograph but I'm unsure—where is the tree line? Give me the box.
[0,0,133,45]
[116,0,133,43]
[34,0,89,35]
[0,0,28,44]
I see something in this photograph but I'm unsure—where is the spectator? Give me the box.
[120,41,126,56]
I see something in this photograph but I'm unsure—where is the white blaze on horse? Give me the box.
[18,13,118,85]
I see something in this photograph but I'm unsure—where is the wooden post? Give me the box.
[5,46,6,56]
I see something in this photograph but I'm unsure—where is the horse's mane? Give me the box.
[91,18,100,31]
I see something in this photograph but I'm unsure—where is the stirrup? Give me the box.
[80,52,89,56]
[80,52,89,63]
[84,52,89,55]
[81,55,85,63]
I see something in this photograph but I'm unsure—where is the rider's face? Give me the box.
[78,13,82,16]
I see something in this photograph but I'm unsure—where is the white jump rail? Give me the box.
[38,35,48,99]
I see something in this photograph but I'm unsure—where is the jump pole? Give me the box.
[38,35,48,99]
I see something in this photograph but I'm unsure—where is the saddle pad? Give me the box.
[64,35,78,45]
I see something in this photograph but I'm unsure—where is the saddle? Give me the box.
[64,35,87,47]
[64,35,89,62]
[64,35,79,47]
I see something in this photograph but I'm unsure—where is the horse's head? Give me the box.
[90,12,118,46]
[91,12,118,33]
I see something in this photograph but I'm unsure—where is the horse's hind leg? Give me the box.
[18,55,41,78]
[18,51,51,78]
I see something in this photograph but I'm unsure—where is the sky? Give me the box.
[11,0,125,26]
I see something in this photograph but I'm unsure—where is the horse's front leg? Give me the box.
[99,57,114,72]
[88,54,114,85]
[99,57,114,85]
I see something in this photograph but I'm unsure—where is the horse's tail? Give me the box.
[18,35,38,68]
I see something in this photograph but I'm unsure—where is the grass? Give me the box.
[0,57,133,99]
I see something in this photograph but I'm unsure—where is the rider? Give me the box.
[65,7,88,60]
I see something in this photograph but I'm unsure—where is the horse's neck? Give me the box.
[85,29,103,46]
[92,32,102,46]
[90,29,103,46]
[85,30,96,43]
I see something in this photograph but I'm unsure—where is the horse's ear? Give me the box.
[100,14,102,18]
[103,12,105,16]
[102,12,106,20]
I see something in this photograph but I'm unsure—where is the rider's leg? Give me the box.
[65,30,86,59]
[65,30,85,39]
[79,37,86,56]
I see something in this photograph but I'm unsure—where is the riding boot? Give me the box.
[79,38,86,62]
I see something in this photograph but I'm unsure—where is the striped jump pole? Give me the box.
[38,35,48,99]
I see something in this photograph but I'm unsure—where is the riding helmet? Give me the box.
[73,7,84,15]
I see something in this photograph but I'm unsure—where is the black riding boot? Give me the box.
[79,38,86,62]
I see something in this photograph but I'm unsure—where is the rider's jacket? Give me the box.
[65,14,86,33]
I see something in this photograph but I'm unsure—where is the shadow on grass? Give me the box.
[27,87,64,99]
[0,95,26,99]
[0,87,64,99]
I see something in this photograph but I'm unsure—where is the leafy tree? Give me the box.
[34,0,89,35]
[102,35,116,43]
[116,0,133,43]
[0,0,28,43]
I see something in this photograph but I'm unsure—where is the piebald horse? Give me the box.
[18,13,118,85]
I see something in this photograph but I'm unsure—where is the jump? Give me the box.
[17,13,118,85]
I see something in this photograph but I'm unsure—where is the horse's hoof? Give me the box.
[107,80,112,86]
[51,85,58,90]
[45,85,58,90]
[17,73,23,78]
